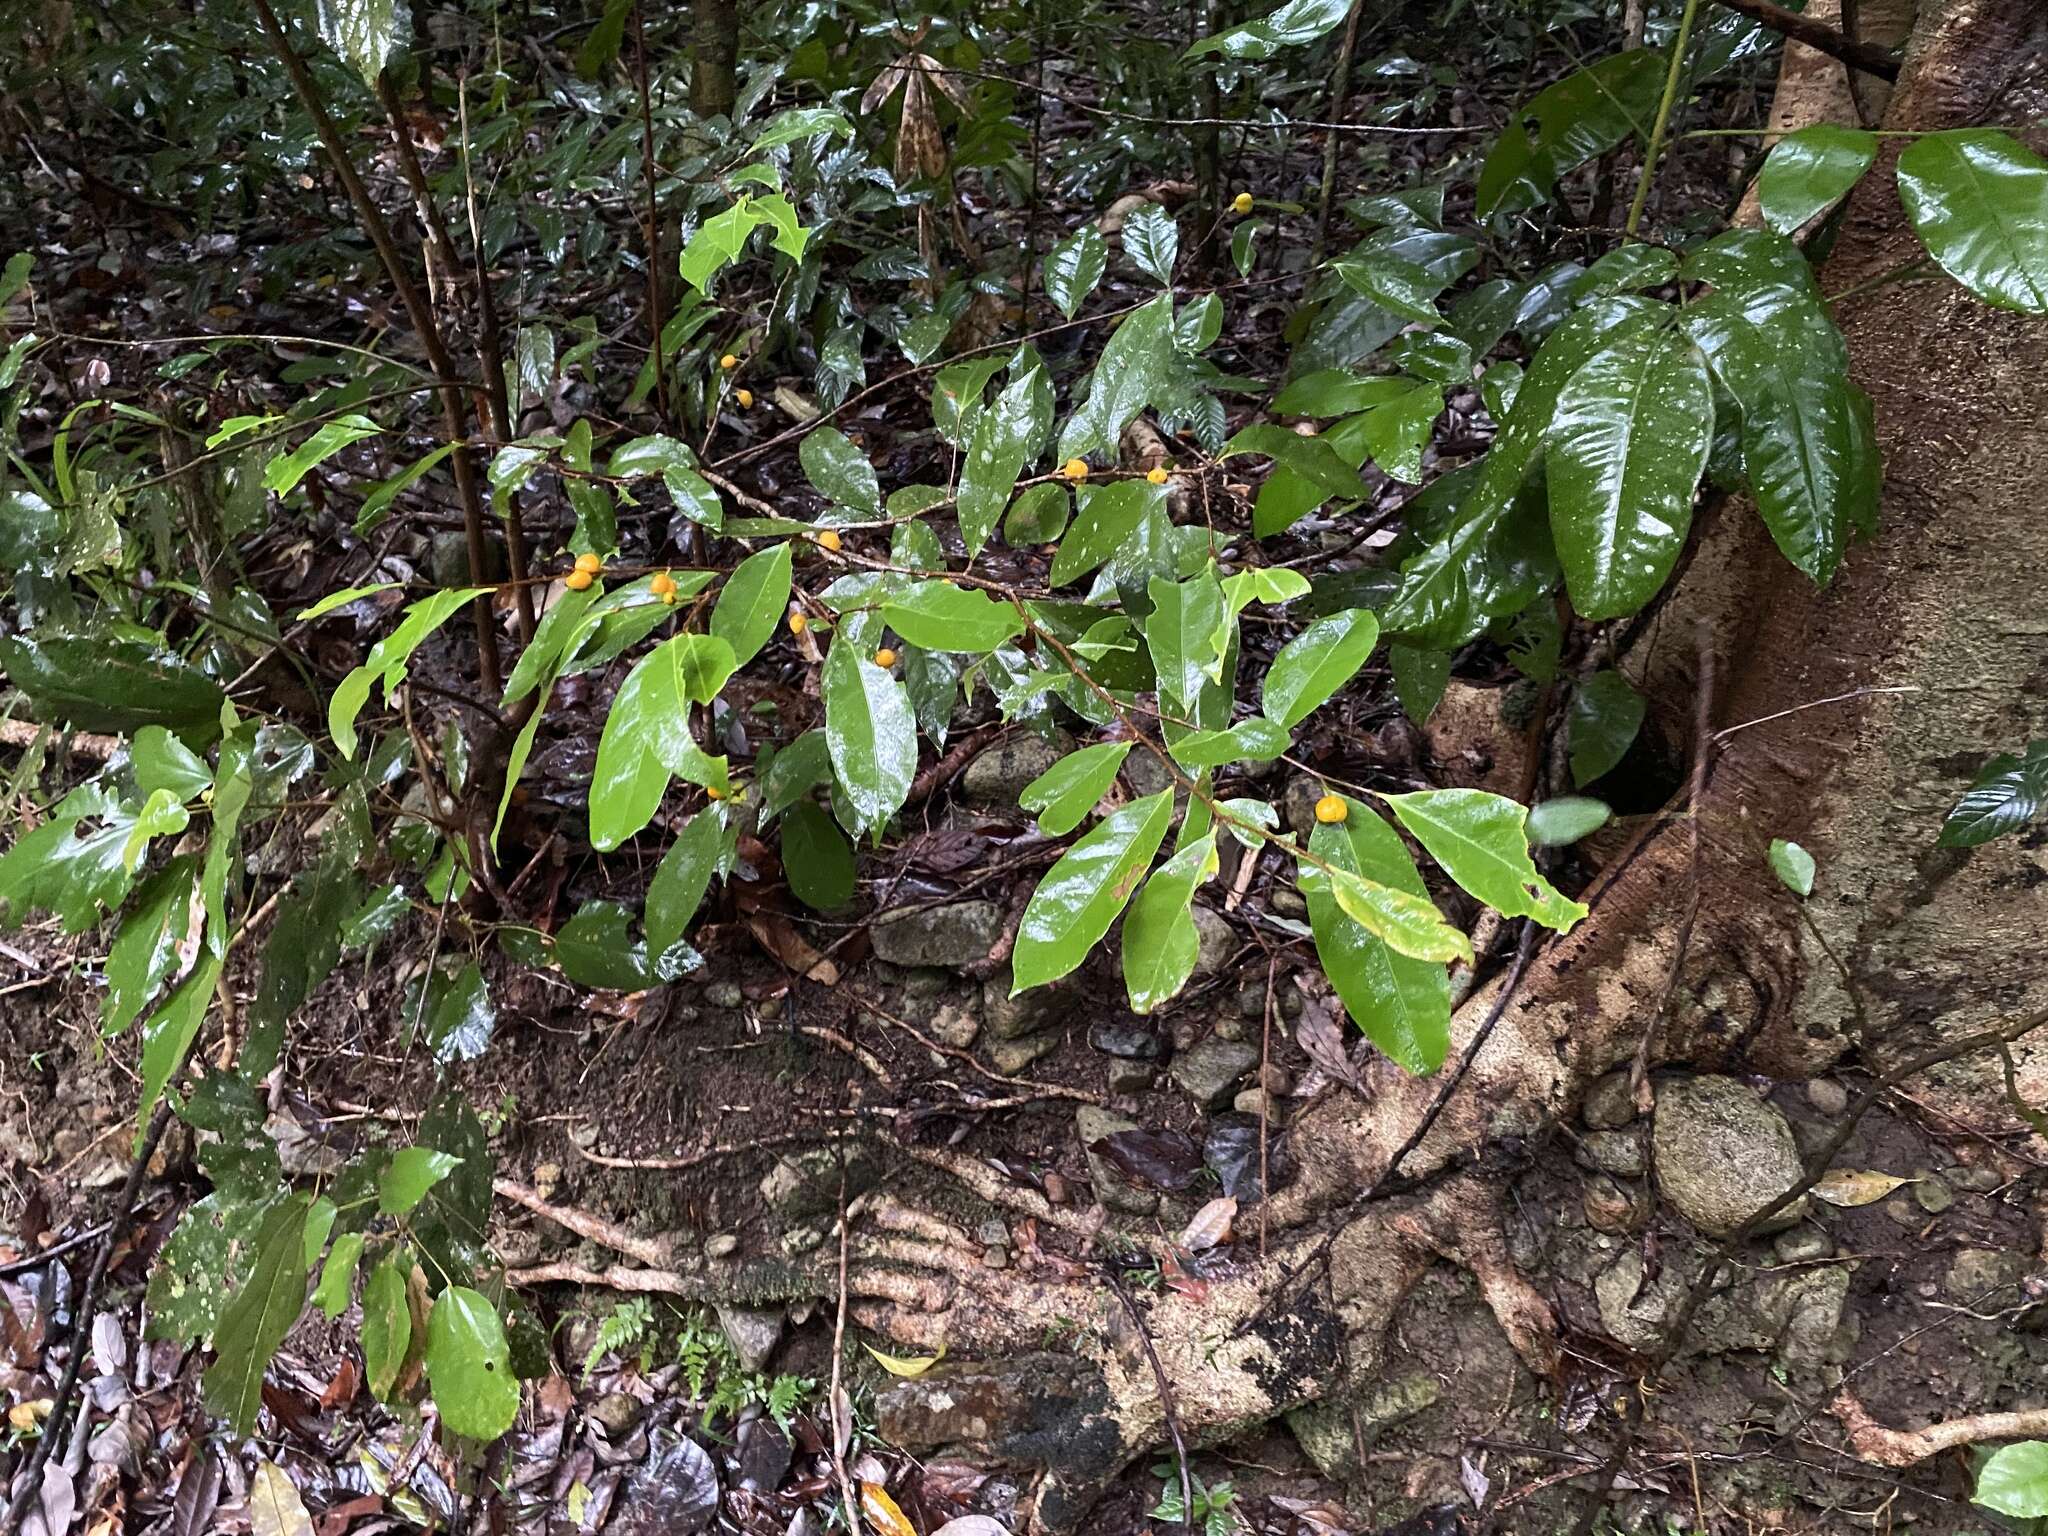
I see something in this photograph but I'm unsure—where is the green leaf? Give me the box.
[104,860,196,1036]
[1475,50,1666,219]
[1896,130,2048,314]
[1045,226,1108,319]
[0,636,226,735]
[752,107,855,152]
[1768,837,1816,896]
[1121,206,1179,285]
[1274,371,1422,417]
[132,726,214,800]
[588,636,738,849]
[1005,483,1070,545]
[1573,244,1680,298]
[380,1146,463,1214]
[1317,864,1472,964]
[1758,124,1879,235]
[1547,328,1711,619]
[1309,804,1451,1073]
[956,373,1041,556]
[1232,217,1265,277]
[1166,717,1290,769]
[1122,835,1219,1013]
[1356,382,1443,485]
[1382,788,1588,932]
[1388,643,1450,724]
[782,798,855,910]
[312,1231,364,1319]
[1333,254,1444,327]
[556,901,662,990]
[883,582,1026,653]
[1013,790,1174,991]
[678,199,766,291]
[1018,742,1133,836]
[264,414,381,495]
[425,1286,520,1441]
[315,0,405,87]
[1057,294,1175,461]
[361,1255,412,1402]
[575,0,630,75]
[1568,670,1645,786]
[712,542,793,667]
[1263,609,1379,729]
[1939,740,2048,847]
[608,433,696,479]
[202,1193,312,1434]
[1186,0,1349,59]
[1222,567,1312,614]
[122,787,190,873]
[1527,796,1612,846]
[800,427,881,514]
[1146,566,1230,714]
[1220,425,1370,498]
[1049,481,1161,587]
[823,635,917,833]
[138,955,222,1134]
[1973,1441,2048,1519]
[329,588,492,759]
[646,807,732,953]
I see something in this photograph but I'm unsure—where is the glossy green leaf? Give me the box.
[425,1287,520,1441]
[588,636,738,849]
[316,0,404,87]
[884,582,1027,653]
[380,1146,464,1215]
[263,414,380,495]
[712,542,793,667]
[1972,1441,2048,1519]
[752,107,854,151]
[1527,796,1612,846]
[1122,835,1219,1013]
[1121,206,1179,284]
[329,588,491,759]
[1273,371,1419,417]
[1574,244,1680,298]
[556,901,663,991]
[1221,568,1311,614]
[312,1231,364,1319]
[800,426,881,514]
[138,955,222,1134]
[1221,425,1370,498]
[1568,670,1645,786]
[361,1255,412,1402]
[1166,716,1290,769]
[646,806,732,953]
[1333,254,1443,327]
[1049,481,1161,586]
[823,635,917,832]
[782,798,855,910]
[957,372,1042,556]
[202,1193,312,1434]
[1388,643,1450,724]
[1547,328,1710,618]
[1768,837,1816,896]
[1382,788,1588,931]
[1939,740,2048,847]
[132,725,213,800]
[1005,482,1069,545]
[1057,294,1174,460]
[1475,50,1665,219]
[1758,124,1878,235]
[1263,609,1379,729]
[1018,741,1133,836]
[1357,382,1443,484]
[1896,130,2048,314]
[1309,804,1451,1073]
[1317,864,1472,964]
[104,860,196,1036]
[1045,226,1108,319]
[122,787,189,873]
[1013,790,1174,991]
[1146,565,1229,714]
[1186,0,1348,59]
[0,636,227,736]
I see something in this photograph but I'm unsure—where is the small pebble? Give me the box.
[706,1234,739,1258]
[1806,1079,1850,1116]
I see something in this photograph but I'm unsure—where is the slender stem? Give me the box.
[631,1,671,427]
[1623,0,1701,240]
[1311,0,1368,266]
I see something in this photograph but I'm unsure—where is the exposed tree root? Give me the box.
[1829,1390,2048,1467]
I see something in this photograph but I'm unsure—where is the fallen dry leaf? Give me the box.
[247,1462,314,1536]
[863,1341,945,1378]
[861,1482,916,1536]
[1178,1196,1237,1252]
[1812,1168,1915,1207]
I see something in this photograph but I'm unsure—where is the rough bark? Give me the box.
[690,0,739,118]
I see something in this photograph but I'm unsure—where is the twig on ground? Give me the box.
[1105,1266,1192,1533]
[827,1172,861,1535]
[1829,1392,2048,1467]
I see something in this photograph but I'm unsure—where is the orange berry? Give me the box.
[564,568,594,592]
[650,570,677,596]
[1062,457,1090,481]
[1146,466,1169,485]
[874,647,897,668]
[719,352,739,370]
[818,529,843,552]
[706,785,724,800]
[573,551,603,575]
[1314,794,1347,825]
[789,612,808,635]
[736,388,754,408]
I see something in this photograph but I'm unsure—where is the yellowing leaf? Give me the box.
[1812,1168,1914,1207]
[861,1481,916,1536]
[7,1399,52,1433]
[248,1461,315,1536]
[863,1341,945,1378]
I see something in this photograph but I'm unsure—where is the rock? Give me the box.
[1123,750,1174,799]
[902,967,951,998]
[1912,1168,1955,1214]
[1773,1226,1833,1263]
[1595,1250,1688,1352]
[1190,906,1237,977]
[1774,1267,1850,1369]
[1169,1037,1259,1108]
[1106,1060,1155,1094]
[588,1392,645,1437]
[982,966,1069,1040]
[1088,1021,1163,1059]
[1947,1247,2029,1300]
[874,1356,1088,1449]
[987,1032,1058,1075]
[872,901,1003,969]
[1281,776,1324,840]
[927,1001,981,1050]
[1884,1195,1923,1228]
[1076,1106,1159,1215]
[1575,1130,1648,1179]
[1582,1071,1637,1130]
[1270,887,1308,918]
[705,1234,739,1259]
[532,1161,563,1201]
[1232,1088,1279,1119]
[759,1147,875,1220]
[1805,1078,1850,1115]
[960,734,1067,804]
[1651,1076,1805,1236]
[704,980,744,1009]
[1285,1374,1441,1480]
[1946,1162,2003,1193]
[1582,1173,1649,1234]
[717,1305,785,1371]
[432,529,506,588]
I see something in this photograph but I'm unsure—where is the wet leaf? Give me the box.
[379,1147,463,1215]
[1045,227,1107,320]
[1017,741,1132,836]
[1263,609,1379,729]
[1896,130,2048,315]
[362,1256,412,1402]
[1013,790,1173,991]
[782,798,855,910]
[203,1193,312,1434]
[1121,835,1219,1014]
[1758,123,1878,235]
[824,633,918,833]
[1769,838,1816,897]
[1568,670,1646,787]
[884,582,1027,653]
[424,1286,519,1441]
[1309,803,1450,1074]
[1812,1168,1911,1207]
[1382,788,1588,933]
[1095,1128,1204,1191]
[711,542,794,668]
[801,427,881,514]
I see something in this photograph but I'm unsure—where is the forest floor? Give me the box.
[6,16,2048,1536]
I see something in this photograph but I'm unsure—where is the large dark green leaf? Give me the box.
[425,1286,520,1441]
[203,1193,312,1433]
[1057,295,1175,460]
[103,858,196,1035]
[1308,803,1450,1073]
[1145,566,1229,715]
[1185,0,1349,59]
[711,542,793,668]
[781,798,855,910]
[138,955,222,1133]
[0,636,226,735]
[1896,130,2048,314]
[1939,740,2048,848]
[823,634,917,832]
[956,373,1042,556]
[1012,790,1174,991]
[800,426,881,514]
[1567,670,1646,786]
[1049,481,1161,586]
[1476,50,1666,219]
[883,582,1026,653]
[1121,206,1179,285]
[1262,609,1379,729]
[645,807,733,953]
[1547,327,1712,618]
[589,636,737,849]
[1044,226,1108,319]
[1220,425,1369,499]
[1757,124,1878,236]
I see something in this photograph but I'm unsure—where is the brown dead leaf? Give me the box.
[247,1462,314,1536]
[861,1482,916,1536]
[1812,1169,1915,1207]
[1178,1196,1237,1253]
[745,913,840,983]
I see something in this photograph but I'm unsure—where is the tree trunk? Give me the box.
[690,0,738,118]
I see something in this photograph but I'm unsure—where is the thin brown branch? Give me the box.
[1709,0,1901,80]
[1830,1391,2048,1467]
